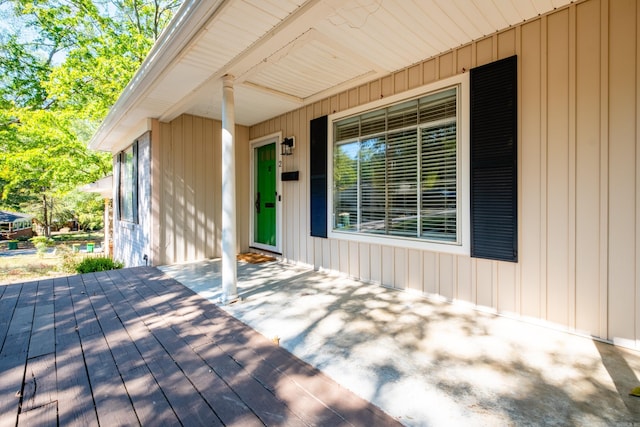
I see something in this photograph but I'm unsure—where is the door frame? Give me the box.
[249,132,283,254]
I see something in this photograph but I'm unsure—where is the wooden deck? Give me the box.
[0,267,402,427]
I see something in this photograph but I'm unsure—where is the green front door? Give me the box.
[254,143,276,247]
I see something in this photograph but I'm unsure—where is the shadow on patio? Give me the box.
[162,259,640,426]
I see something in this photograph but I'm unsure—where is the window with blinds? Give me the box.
[333,86,458,244]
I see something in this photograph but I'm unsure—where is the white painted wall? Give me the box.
[113,131,152,267]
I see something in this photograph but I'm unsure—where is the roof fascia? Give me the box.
[89,0,228,152]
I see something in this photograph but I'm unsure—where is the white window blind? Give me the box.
[333,87,458,244]
[360,136,386,233]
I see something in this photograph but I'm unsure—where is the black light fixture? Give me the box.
[281,136,295,156]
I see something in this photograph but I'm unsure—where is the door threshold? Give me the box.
[248,247,282,256]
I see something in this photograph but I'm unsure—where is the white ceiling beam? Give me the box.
[240,82,304,104]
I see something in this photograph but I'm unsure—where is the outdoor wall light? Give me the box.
[281,136,295,156]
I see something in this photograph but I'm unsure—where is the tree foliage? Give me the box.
[0,0,181,234]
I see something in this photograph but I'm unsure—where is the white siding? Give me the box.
[113,131,152,267]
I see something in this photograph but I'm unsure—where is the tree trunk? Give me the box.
[49,197,54,235]
[42,194,50,237]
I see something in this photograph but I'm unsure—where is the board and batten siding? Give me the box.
[249,0,640,348]
[151,114,250,266]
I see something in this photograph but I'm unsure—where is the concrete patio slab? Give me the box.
[161,259,640,426]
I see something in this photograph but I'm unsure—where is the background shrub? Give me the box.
[58,246,80,273]
[30,236,54,256]
[75,257,124,274]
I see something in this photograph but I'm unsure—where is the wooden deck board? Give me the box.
[55,349,99,427]
[130,268,394,426]
[17,401,57,427]
[88,276,179,426]
[109,282,226,426]
[149,323,266,427]
[75,275,142,427]
[0,267,402,427]
[118,364,181,426]
[0,354,24,427]
[27,328,55,360]
[20,353,57,412]
[16,282,37,309]
[117,268,342,426]
[52,276,99,427]
[132,273,333,427]
[0,285,21,355]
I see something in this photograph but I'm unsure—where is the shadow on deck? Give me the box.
[0,266,400,426]
[161,259,640,426]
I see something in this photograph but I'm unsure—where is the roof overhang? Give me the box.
[0,211,32,223]
[90,0,574,153]
[81,175,114,199]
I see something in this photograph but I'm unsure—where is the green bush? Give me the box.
[57,246,80,273]
[51,231,103,242]
[30,236,53,245]
[75,257,124,274]
[30,236,54,256]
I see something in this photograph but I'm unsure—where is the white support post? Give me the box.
[221,74,238,303]
[104,198,110,256]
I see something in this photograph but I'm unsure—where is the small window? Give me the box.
[332,86,461,247]
[118,141,138,223]
[14,219,30,230]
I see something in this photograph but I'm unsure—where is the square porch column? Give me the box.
[221,74,238,303]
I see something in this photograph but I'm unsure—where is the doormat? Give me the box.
[237,253,276,264]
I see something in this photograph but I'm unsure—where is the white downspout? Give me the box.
[221,74,238,303]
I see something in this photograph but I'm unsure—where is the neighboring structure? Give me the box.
[0,211,33,240]
[90,0,640,350]
[81,175,114,256]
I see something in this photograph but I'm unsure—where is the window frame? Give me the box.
[327,73,470,255]
[117,141,139,224]
[14,219,30,230]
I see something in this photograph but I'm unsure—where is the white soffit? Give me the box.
[91,0,574,152]
[145,0,309,123]
[183,80,303,125]
[242,30,383,100]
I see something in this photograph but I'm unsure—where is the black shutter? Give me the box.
[310,115,328,238]
[470,55,518,262]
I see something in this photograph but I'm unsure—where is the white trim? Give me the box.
[327,73,470,256]
[102,119,154,155]
[89,0,227,152]
[249,132,283,254]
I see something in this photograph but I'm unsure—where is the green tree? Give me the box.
[0,108,110,233]
[66,190,105,231]
[0,0,180,235]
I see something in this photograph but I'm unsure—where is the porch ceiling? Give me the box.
[90,0,573,152]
